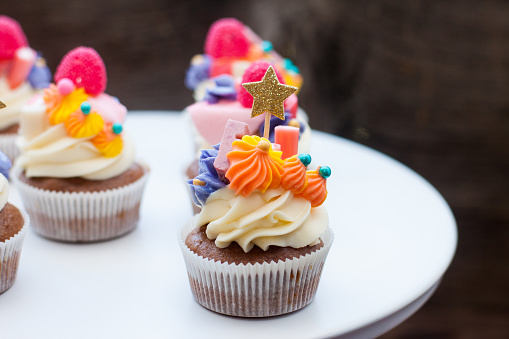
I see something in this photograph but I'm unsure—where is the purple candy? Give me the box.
[27,56,52,90]
[0,151,12,180]
[185,55,212,90]
[203,74,237,104]
[187,144,226,207]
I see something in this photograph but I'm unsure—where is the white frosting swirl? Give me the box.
[0,76,37,130]
[197,186,328,252]
[15,95,135,180]
[0,174,9,211]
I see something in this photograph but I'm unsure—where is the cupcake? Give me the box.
[0,16,51,160]
[179,67,333,317]
[184,18,310,156]
[185,18,303,101]
[12,47,149,242]
[0,150,29,294]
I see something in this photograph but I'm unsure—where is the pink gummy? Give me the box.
[54,47,107,96]
[214,119,250,181]
[237,61,285,108]
[0,16,29,60]
[204,18,249,58]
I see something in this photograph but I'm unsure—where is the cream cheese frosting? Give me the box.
[197,186,328,253]
[16,95,134,180]
[0,76,37,130]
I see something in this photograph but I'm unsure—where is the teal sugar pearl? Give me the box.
[261,40,273,53]
[80,101,91,114]
[298,153,312,166]
[112,123,123,134]
[319,166,331,179]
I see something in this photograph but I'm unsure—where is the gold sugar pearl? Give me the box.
[288,119,301,129]
[257,140,271,152]
[193,178,206,186]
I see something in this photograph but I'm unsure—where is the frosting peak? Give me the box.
[16,92,134,180]
[226,135,284,196]
[189,131,330,252]
[198,187,327,253]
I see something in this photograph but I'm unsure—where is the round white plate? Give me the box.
[0,112,457,338]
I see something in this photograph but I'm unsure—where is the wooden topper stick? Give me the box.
[263,111,271,139]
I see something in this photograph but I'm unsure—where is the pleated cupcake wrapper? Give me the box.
[178,217,334,317]
[0,210,29,294]
[12,166,149,242]
[0,134,19,162]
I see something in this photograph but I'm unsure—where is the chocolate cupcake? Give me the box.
[180,132,333,317]
[0,151,29,294]
[12,47,149,242]
[0,16,51,161]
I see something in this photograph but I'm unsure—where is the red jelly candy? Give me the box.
[54,47,107,96]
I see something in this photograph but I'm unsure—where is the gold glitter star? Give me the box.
[0,101,5,109]
[242,66,298,120]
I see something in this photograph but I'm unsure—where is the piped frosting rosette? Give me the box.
[12,47,148,242]
[0,16,51,160]
[181,126,333,316]
[0,151,29,294]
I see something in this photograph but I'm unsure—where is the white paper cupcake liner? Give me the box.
[178,216,334,317]
[0,134,19,162]
[12,165,149,243]
[0,209,29,294]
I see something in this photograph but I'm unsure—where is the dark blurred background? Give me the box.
[3,1,509,337]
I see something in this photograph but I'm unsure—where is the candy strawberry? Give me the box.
[54,47,107,96]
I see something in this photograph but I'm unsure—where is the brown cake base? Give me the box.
[185,225,324,265]
[0,203,27,294]
[14,163,149,242]
[0,123,19,134]
[19,163,145,192]
[180,221,333,317]
[0,203,25,242]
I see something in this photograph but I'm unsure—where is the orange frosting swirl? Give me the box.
[225,135,284,196]
[44,87,88,125]
[281,155,308,194]
[298,168,328,207]
[92,123,123,158]
[65,111,105,138]
[43,84,63,120]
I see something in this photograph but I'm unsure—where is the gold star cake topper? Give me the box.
[242,66,298,139]
[0,101,5,109]
[242,66,297,120]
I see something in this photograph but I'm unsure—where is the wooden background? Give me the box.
[3,0,509,337]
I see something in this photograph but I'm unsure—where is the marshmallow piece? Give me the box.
[214,119,250,181]
[7,47,36,89]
